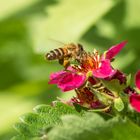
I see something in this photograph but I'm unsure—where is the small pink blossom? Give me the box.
[49,70,86,92]
[129,70,140,112]
[130,94,140,112]
[92,59,116,78]
[104,41,127,60]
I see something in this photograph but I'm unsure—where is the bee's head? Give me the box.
[77,43,84,52]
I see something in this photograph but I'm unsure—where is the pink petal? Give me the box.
[135,70,140,89]
[48,71,66,84]
[130,94,140,112]
[67,66,77,72]
[49,66,76,84]
[105,70,126,84]
[92,60,116,78]
[49,70,86,92]
[105,41,127,60]
[58,73,86,92]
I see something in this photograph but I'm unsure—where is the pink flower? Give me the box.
[130,94,140,112]
[81,41,127,79]
[49,69,86,92]
[104,41,127,60]
[49,41,126,92]
[129,70,140,112]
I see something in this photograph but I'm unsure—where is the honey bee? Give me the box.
[45,43,85,68]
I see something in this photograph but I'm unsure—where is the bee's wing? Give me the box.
[48,38,65,46]
[47,38,65,51]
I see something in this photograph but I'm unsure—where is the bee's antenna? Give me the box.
[48,38,66,45]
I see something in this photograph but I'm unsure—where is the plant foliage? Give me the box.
[12,102,80,140]
[12,102,140,140]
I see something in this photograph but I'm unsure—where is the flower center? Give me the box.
[79,49,101,73]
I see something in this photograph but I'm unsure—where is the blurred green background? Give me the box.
[0,0,140,139]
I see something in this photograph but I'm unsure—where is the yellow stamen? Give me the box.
[86,71,93,78]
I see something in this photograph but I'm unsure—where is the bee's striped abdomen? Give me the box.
[46,48,66,60]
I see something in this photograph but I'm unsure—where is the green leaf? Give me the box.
[73,103,88,113]
[47,112,140,140]
[12,104,140,140]
[12,102,80,139]
[114,97,124,112]
[12,135,40,140]
[127,111,140,126]
[102,79,126,96]
[126,74,131,86]
[28,0,118,53]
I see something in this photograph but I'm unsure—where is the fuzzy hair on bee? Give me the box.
[45,43,85,68]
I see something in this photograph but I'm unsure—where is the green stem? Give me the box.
[88,106,110,112]
[99,91,115,100]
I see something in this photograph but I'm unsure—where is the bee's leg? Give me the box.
[59,58,64,65]
[59,58,70,69]
[63,59,70,69]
